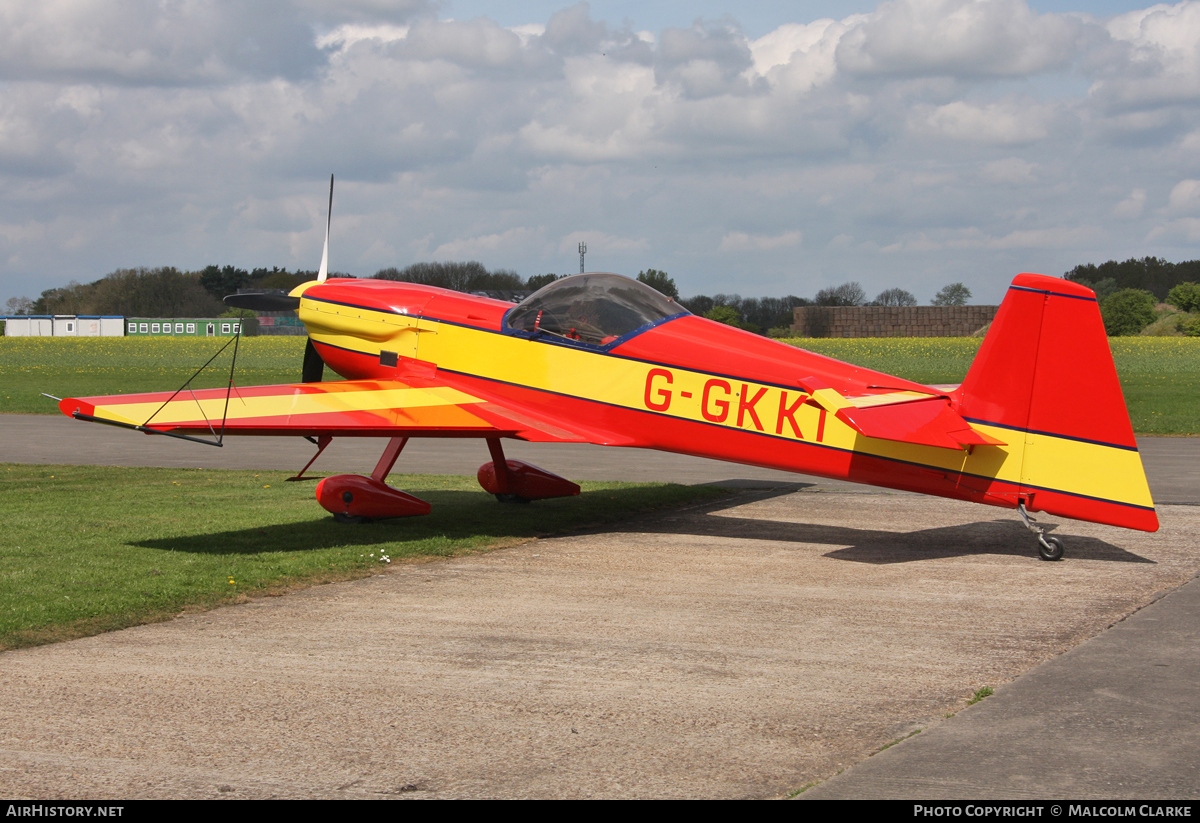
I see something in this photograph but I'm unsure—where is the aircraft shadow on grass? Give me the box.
[132,483,1150,565]
[129,486,723,556]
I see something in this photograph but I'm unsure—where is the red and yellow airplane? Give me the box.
[57,188,1157,561]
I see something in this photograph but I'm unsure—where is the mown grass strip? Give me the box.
[1,336,1197,433]
[0,464,728,650]
[0,337,313,413]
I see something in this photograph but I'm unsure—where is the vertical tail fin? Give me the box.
[954,273,1157,531]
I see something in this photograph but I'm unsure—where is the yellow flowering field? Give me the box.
[780,336,1200,435]
[781,337,983,385]
[1106,337,1200,435]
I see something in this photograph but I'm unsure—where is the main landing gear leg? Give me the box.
[486,437,527,504]
[315,436,432,522]
[1019,501,1064,561]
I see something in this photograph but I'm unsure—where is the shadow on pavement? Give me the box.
[628,490,1152,564]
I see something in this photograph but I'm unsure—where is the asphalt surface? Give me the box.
[1,414,1198,799]
[802,573,1200,799]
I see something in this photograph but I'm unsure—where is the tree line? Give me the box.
[374,261,538,293]
[7,256,1199,338]
[0,259,978,325]
[1060,256,1200,336]
[1088,279,1200,336]
[5,265,331,319]
[1065,257,1200,302]
[642,274,972,336]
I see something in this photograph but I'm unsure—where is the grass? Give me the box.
[873,728,923,753]
[784,337,983,386]
[786,782,821,798]
[1108,338,1200,435]
[0,336,313,413]
[967,686,994,705]
[0,463,727,651]
[1,335,1197,432]
[782,337,1200,435]
[1141,307,1189,337]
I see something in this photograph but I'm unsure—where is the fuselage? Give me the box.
[295,277,1157,532]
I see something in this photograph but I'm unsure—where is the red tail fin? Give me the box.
[954,273,1157,531]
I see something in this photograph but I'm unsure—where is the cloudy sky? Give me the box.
[3,0,1200,306]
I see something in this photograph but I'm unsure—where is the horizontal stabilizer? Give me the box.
[799,376,1004,451]
[836,396,1006,450]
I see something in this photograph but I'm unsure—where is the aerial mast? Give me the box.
[578,241,587,274]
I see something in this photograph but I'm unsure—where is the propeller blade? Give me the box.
[317,173,333,283]
[302,337,325,383]
[223,292,301,312]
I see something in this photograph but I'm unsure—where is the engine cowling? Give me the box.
[315,474,431,520]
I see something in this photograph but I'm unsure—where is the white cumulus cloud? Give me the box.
[1165,179,1200,214]
[1091,1,1200,107]
[920,99,1059,144]
[718,230,803,251]
[3,0,1200,307]
[835,0,1085,77]
[1114,189,1147,218]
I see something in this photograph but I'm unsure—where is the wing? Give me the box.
[58,376,623,444]
[60,374,997,451]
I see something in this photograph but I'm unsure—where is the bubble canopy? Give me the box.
[506,273,689,346]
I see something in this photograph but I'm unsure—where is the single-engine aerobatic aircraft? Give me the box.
[58,179,1157,560]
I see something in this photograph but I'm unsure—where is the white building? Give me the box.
[3,315,125,337]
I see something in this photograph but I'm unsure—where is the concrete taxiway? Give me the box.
[1,414,1197,799]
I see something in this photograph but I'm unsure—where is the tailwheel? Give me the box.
[1019,501,1065,561]
[1037,535,1065,562]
